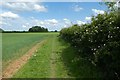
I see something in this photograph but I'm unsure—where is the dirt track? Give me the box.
[2,40,46,78]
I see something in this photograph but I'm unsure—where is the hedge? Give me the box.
[60,12,120,79]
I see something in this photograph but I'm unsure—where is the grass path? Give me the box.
[50,35,56,78]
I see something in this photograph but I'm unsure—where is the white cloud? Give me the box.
[77,20,86,25]
[26,23,29,25]
[72,5,83,12]
[0,16,75,31]
[0,11,19,19]
[15,0,40,2]
[63,25,67,27]
[45,19,58,25]
[85,17,92,21]
[34,20,45,26]
[1,0,41,2]
[63,18,67,21]
[34,4,47,12]
[63,18,69,21]
[1,15,55,30]
[22,25,27,28]
[0,21,7,25]
[24,19,58,28]
[39,21,44,25]
[1,2,47,12]
[92,9,105,14]
[63,18,71,24]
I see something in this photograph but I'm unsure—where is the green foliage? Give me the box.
[54,30,58,32]
[104,2,116,11]
[28,26,48,32]
[0,28,3,33]
[60,12,120,79]
[101,1,120,12]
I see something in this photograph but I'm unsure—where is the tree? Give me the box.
[102,0,120,12]
[105,2,116,11]
[54,30,57,32]
[0,28,3,32]
[28,26,48,32]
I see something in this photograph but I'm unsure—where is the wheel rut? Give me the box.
[50,35,56,78]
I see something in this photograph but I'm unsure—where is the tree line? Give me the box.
[1,26,49,33]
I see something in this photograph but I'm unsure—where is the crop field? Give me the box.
[2,33,57,70]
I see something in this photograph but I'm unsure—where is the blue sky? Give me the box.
[0,2,108,31]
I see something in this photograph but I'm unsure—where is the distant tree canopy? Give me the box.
[0,28,3,32]
[54,30,58,32]
[28,26,48,32]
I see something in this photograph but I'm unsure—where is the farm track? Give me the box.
[50,35,56,78]
[2,40,46,78]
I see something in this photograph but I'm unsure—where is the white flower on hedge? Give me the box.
[91,48,93,51]
[110,36,113,38]
[117,27,119,29]
[95,40,97,42]
[93,53,95,55]
[74,31,78,34]
[98,46,100,48]
[86,29,88,32]
[108,35,110,38]
[104,17,106,19]
[91,40,93,42]
[112,21,114,23]
[95,30,98,33]
[95,26,98,28]
[103,44,106,46]
[109,22,112,24]
[95,18,98,20]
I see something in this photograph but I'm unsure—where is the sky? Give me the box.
[0,1,108,31]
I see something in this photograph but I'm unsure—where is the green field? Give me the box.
[2,33,57,70]
[2,33,104,78]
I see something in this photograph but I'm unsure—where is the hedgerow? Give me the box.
[60,12,120,79]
